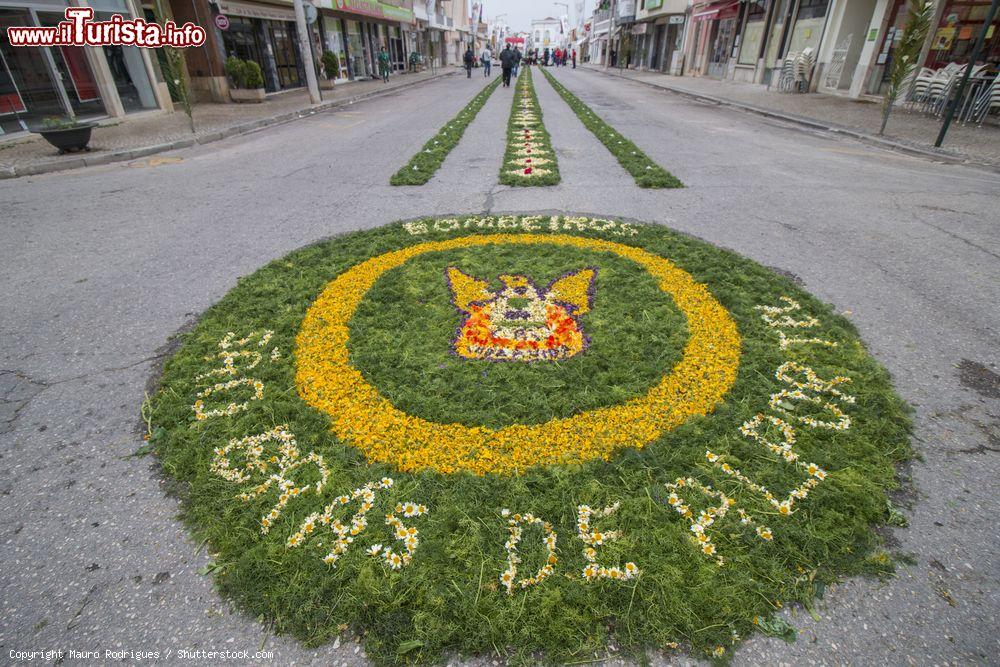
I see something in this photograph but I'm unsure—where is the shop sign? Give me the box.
[632,23,647,34]
[328,0,414,22]
[669,15,684,24]
[214,13,230,29]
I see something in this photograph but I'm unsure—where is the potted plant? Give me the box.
[320,51,340,90]
[226,56,266,103]
[34,116,96,153]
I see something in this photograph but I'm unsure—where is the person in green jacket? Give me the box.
[378,46,390,83]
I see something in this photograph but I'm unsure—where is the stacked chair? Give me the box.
[775,47,815,93]
[970,72,1000,125]
[776,52,798,92]
[906,62,991,117]
[793,48,817,92]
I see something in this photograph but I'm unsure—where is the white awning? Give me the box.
[217,0,296,22]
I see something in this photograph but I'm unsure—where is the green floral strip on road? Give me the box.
[500,67,560,186]
[541,68,683,188]
[391,77,501,185]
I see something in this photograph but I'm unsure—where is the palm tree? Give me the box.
[879,0,934,135]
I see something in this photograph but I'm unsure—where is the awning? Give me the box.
[692,0,739,20]
[217,0,296,22]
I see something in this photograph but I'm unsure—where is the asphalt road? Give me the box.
[1,66,998,666]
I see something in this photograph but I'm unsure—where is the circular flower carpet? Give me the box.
[150,215,911,664]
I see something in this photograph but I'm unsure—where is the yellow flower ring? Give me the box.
[295,233,741,475]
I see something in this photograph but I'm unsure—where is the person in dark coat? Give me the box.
[499,45,516,87]
[463,47,474,77]
[513,46,522,77]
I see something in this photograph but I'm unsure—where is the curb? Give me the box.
[2,70,457,180]
[581,66,1000,174]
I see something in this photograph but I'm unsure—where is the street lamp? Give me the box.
[554,2,569,51]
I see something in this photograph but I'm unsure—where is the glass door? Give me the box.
[268,21,301,89]
[347,20,369,78]
[709,18,736,77]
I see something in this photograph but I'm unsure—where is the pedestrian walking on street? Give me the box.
[499,44,515,87]
[481,46,492,76]
[378,45,390,83]
[572,49,577,69]
[463,47,474,78]
[513,47,521,77]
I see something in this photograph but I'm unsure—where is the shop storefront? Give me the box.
[314,0,413,80]
[864,0,999,95]
[1,0,164,135]
[728,0,831,83]
[632,0,686,74]
[814,0,885,96]
[685,0,739,77]
[216,0,303,92]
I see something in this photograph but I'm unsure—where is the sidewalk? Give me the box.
[582,64,1000,168]
[0,69,455,179]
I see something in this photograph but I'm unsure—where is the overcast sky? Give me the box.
[474,0,593,33]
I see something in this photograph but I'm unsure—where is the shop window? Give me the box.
[94,11,156,111]
[765,0,794,68]
[0,8,65,132]
[925,0,1000,70]
[738,0,767,65]
[38,11,105,117]
[347,20,370,78]
[321,17,348,79]
[786,0,829,56]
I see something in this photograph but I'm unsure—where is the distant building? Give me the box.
[530,17,567,52]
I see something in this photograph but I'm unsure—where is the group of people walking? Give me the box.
[377,41,575,86]
[525,47,576,68]
[465,44,522,88]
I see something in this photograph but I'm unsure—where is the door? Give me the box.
[708,18,736,78]
[268,21,301,89]
[651,24,665,70]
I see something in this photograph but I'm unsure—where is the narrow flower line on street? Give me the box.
[500,67,560,186]
[390,76,502,185]
[541,68,683,189]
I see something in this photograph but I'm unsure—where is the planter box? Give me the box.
[35,123,95,153]
[320,79,336,90]
[230,88,266,103]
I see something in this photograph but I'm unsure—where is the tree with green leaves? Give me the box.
[879,0,934,135]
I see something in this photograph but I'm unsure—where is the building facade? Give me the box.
[631,0,688,73]
[589,5,611,63]
[1,0,172,135]
[530,16,566,55]
[168,0,419,103]
[677,0,998,99]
